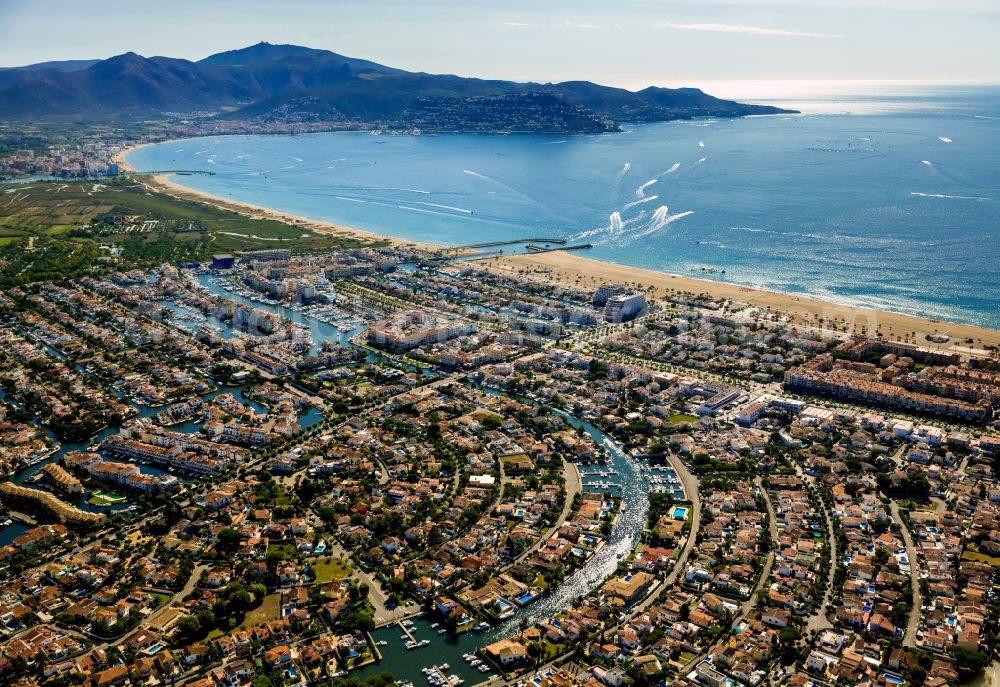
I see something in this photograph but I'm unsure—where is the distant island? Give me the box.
[0,41,795,134]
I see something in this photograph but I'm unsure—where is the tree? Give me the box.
[217,528,241,553]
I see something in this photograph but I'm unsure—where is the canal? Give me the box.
[199,279,660,683]
[4,267,664,686]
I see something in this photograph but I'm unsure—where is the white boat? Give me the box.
[440,663,450,670]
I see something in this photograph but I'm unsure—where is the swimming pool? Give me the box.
[884,673,905,685]
[516,592,537,606]
[673,506,689,520]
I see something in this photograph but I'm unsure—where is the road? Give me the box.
[663,451,701,587]
[794,465,835,634]
[487,452,582,582]
[890,500,923,647]
[675,477,777,678]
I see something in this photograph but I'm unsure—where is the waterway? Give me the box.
[3,269,661,683]
[354,402,653,685]
[0,276,324,546]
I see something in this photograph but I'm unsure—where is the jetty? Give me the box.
[438,238,566,252]
[525,243,593,253]
[127,169,216,176]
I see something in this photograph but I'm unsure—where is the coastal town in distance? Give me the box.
[1,4,1000,687]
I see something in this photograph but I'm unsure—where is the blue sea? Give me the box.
[127,84,1000,328]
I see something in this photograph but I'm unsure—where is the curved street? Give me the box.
[890,500,923,647]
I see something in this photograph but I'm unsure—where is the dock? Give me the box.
[398,620,417,642]
[8,511,37,526]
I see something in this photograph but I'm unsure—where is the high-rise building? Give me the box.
[603,293,647,323]
[593,283,625,307]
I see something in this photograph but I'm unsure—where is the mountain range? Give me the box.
[0,42,794,133]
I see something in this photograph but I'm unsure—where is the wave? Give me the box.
[698,141,705,148]
[195,149,209,155]
[609,211,624,233]
[938,136,952,143]
[623,195,659,209]
[335,196,366,203]
[246,170,271,176]
[414,201,473,214]
[911,192,991,201]
[695,157,707,164]
[541,140,567,145]
[636,179,658,198]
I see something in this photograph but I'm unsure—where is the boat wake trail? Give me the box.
[636,179,658,198]
[414,201,474,214]
[698,141,705,148]
[662,162,681,175]
[938,136,953,143]
[911,192,991,201]
[630,207,694,240]
[593,205,694,245]
[463,169,494,182]
[623,195,659,209]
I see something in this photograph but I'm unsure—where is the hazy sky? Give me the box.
[1,0,998,91]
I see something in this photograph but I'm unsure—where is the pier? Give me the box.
[398,620,417,643]
[438,238,566,252]
[525,243,592,253]
[127,170,217,176]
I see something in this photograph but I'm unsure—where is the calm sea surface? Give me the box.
[127,85,1000,328]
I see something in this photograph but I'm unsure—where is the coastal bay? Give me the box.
[123,86,1000,352]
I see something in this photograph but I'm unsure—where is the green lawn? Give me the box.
[240,593,281,629]
[961,550,1000,566]
[267,543,298,562]
[312,557,352,583]
[667,414,699,424]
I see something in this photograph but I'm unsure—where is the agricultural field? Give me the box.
[0,177,373,284]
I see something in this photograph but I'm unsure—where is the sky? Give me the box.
[1,0,998,94]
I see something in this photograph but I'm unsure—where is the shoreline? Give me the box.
[487,250,1000,353]
[120,138,443,252]
[119,140,1000,354]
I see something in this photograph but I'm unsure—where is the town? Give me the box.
[0,245,998,687]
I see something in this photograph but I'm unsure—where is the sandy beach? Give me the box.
[485,251,1000,354]
[117,141,1000,356]
[117,142,443,251]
